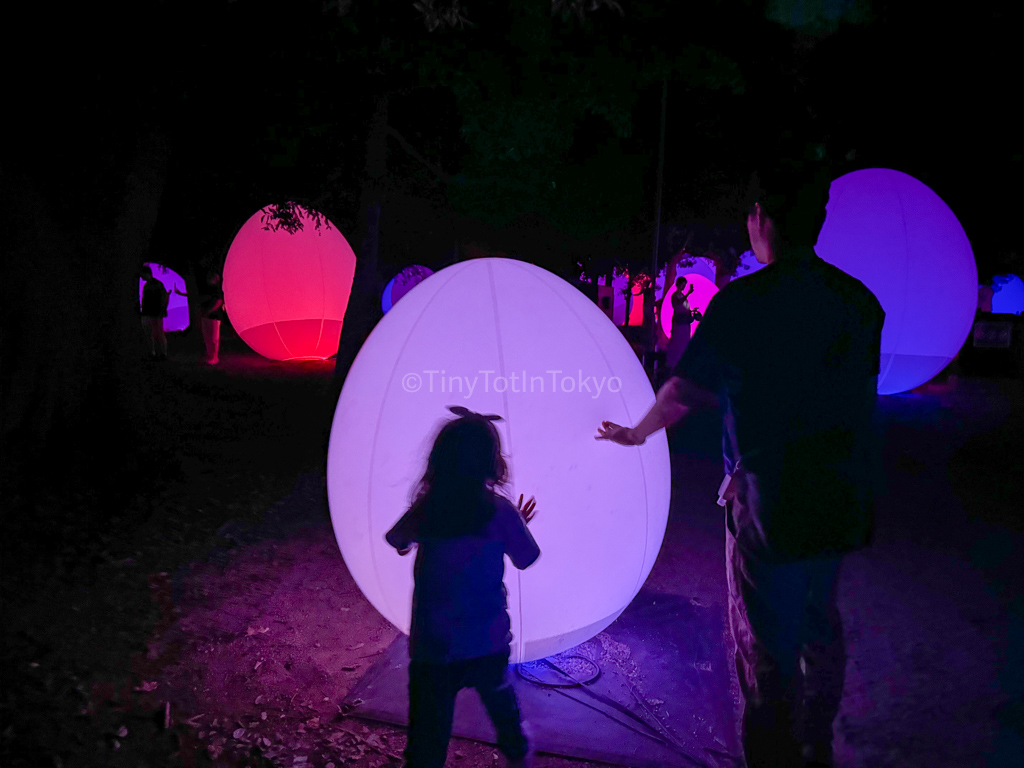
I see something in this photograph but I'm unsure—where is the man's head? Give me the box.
[745,162,832,263]
[141,265,153,280]
[675,277,687,289]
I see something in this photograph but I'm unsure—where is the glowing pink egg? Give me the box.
[223,206,356,361]
[139,263,189,332]
[815,169,977,394]
[660,273,718,339]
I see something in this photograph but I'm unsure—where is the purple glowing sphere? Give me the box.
[382,266,433,314]
[815,169,977,394]
[139,263,189,332]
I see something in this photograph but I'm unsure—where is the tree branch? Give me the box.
[385,126,455,184]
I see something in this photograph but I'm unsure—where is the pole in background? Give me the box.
[648,76,668,375]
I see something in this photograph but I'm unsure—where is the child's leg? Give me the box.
[468,653,529,762]
[209,319,221,363]
[406,660,457,768]
[201,318,214,361]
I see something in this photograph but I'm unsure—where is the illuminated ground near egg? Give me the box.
[8,336,1021,768]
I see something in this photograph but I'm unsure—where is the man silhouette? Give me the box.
[598,166,884,768]
[140,265,170,360]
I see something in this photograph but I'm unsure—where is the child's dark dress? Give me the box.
[386,495,540,768]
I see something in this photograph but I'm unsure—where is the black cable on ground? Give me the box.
[515,656,714,768]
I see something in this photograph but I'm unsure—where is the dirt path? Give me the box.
[4,346,1022,768]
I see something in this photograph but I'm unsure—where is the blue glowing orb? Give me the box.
[991,274,1024,315]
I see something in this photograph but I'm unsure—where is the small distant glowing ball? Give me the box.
[223,206,356,361]
[382,265,433,314]
[730,250,767,281]
[626,282,645,326]
[603,269,630,326]
[660,273,718,339]
[991,274,1024,315]
[327,258,671,663]
[139,263,189,332]
[978,284,994,313]
[815,169,977,395]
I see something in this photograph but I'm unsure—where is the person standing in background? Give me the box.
[200,271,225,365]
[140,265,170,360]
[665,276,701,369]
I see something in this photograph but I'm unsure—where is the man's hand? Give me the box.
[596,376,714,447]
[595,421,644,445]
[517,494,537,524]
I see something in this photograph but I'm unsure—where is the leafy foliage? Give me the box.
[260,201,330,234]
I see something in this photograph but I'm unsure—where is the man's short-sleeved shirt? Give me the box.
[675,250,884,560]
[200,285,226,321]
[386,495,540,662]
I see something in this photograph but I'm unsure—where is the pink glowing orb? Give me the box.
[223,206,356,361]
[660,273,718,339]
[815,169,977,394]
[139,263,189,332]
[327,258,671,663]
[382,265,434,314]
[655,255,716,300]
[627,283,645,326]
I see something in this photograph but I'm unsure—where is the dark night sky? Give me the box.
[13,0,1022,279]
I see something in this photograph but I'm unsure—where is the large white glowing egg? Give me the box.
[223,205,356,361]
[327,258,671,663]
[815,169,977,394]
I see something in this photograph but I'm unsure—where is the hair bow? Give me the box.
[447,405,503,422]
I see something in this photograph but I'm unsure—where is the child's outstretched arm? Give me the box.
[385,507,419,556]
[502,496,540,570]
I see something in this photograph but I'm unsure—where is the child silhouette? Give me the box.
[387,406,540,768]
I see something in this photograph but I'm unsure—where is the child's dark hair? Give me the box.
[411,408,508,537]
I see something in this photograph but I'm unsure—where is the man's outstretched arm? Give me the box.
[596,376,718,446]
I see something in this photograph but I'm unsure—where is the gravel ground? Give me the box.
[3,342,1021,768]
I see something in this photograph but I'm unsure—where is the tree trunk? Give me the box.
[0,129,168,499]
[334,93,389,384]
[108,129,170,428]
